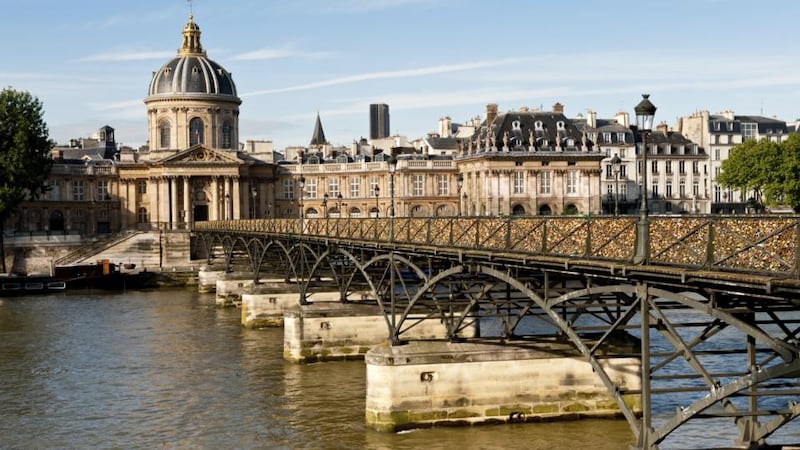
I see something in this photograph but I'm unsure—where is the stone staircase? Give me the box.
[55,231,162,269]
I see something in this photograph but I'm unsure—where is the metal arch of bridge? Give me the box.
[194,218,800,449]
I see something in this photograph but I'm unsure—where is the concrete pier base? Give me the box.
[215,276,255,307]
[197,268,225,293]
[283,303,476,363]
[242,290,374,328]
[365,341,641,432]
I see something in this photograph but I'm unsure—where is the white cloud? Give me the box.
[242,58,523,97]
[231,46,333,61]
[78,51,174,62]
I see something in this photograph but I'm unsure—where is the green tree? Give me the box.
[0,88,53,273]
[773,133,800,210]
[717,138,781,210]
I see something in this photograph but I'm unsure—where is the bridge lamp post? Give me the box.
[374,186,379,218]
[388,155,397,241]
[336,193,343,218]
[297,175,308,305]
[610,153,621,216]
[224,192,230,220]
[251,186,257,219]
[634,94,656,265]
[322,193,328,219]
[456,174,464,217]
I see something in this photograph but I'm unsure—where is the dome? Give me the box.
[146,16,239,100]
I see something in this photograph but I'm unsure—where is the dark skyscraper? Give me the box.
[370,103,390,140]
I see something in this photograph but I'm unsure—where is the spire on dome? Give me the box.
[180,14,204,55]
[310,112,328,147]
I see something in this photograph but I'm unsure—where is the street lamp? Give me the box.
[374,186,380,218]
[336,193,343,218]
[456,173,464,217]
[610,154,621,216]
[251,186,258,219]
[298,176,306,220]
[322,193,329,219]
[224,192,230,220]
[388,155,397,241]
[634,94,656,264]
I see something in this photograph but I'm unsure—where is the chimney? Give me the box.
[552,102,564,114]
[615,111,630,128]
[486,103,498,127]
[657,121,669,135]
[587,110,597,128]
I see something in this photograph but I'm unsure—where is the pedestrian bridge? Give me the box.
[194,215,800,449]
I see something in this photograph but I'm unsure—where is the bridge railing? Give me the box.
[195,215,800,277]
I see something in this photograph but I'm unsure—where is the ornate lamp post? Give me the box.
[298,176,306,221]
[610,154,621,216]
[374,186,380,218]
[388,155,397,241]
[251,186,258,219]
[336,193,343,218]
[322,193,328,219]
[634,94,656,264]
[224,192,230,220]
[456,173,464,217]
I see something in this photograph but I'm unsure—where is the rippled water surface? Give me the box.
[0,290,796,449]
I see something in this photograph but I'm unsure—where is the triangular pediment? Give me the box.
[157,145,242,165]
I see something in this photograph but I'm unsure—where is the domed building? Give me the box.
[144,15,240,151]
[114,14,276,243]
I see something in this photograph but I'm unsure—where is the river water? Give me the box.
[0,289,797,449]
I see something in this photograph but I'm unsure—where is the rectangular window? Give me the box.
[651,160,658,174]
[692,161,699,174]
[350,177,360,198]
[620,183,628,200]
[666,181,673,198]
[693,181,699,197]
[651,182,658,198]
[369,177,379,197]
[437,175,448,196]
[741,123,758,140]
[283,179,294,200]
[539,171,551,194]
[714,149,721,161]
[412,175,424,196]
[620,149,626,158]
[678,161,686,175]
[566,171,578,194]
[328,179,340,198]
[513,171,524,194]
[665,161,672,174]
[306,178,317,199]
[72,180,85,201]
[97,180,109,201]
[679,180,686,197]
[620,165,627,178]
[137,180,147,194]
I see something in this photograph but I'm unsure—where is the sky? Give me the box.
[3,0,800,150]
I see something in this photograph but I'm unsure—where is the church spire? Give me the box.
[309,112,328,147]
[179,14,205,55]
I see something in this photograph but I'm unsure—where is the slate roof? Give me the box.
[309,113,328,146]
[708,115,788,135]
[468,110,594,153]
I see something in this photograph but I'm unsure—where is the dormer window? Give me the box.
[535,121,544,130]
[512,120,522,131]
[617,132,625,142]
[603,132,612,142]
[556,121,565,130]
[566,139,575,147]
[336,154,348,163]
[307,155,320,164]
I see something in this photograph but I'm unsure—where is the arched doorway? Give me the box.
[564,204,579,215]
[49,210,64,231]
[538,204,552,216]
[511,204,526,216]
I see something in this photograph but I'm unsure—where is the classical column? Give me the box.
[232,177,241,220]
[170,177,178,230]
[183,177,191,226]
[159,177,169,229]
[211,176,219,221]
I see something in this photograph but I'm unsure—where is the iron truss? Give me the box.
[195,217,800,449]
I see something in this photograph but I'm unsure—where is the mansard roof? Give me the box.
[467,109,595,154]
[708,114,788,135]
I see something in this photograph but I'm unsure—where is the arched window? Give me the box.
[189,118,204,146]
[159,119,171,148]
[221,120,232,149]
[538,204,553,216]
[511,204,526,216]
[138,207,148,224]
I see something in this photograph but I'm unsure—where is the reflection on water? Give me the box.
[0,290,796,449]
